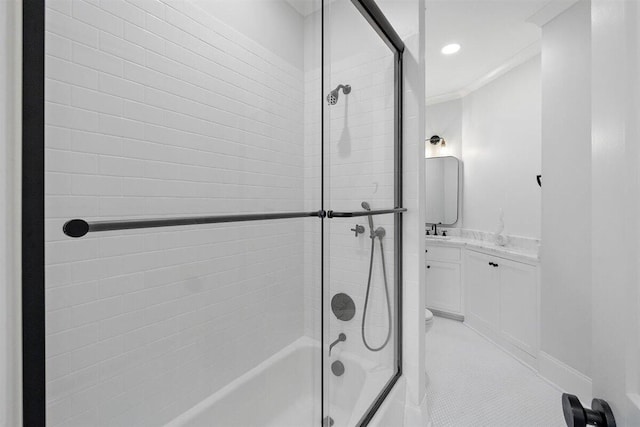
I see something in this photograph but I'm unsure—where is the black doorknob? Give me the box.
[426,265,430,269]
[562,393,616,427]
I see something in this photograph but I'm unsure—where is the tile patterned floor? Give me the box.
[425,317,566,427]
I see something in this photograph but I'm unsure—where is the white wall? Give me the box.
[590,0,640,421]
[425,58,541,238]
[539,0,592,396]
[0,1,19,425]
[397,20,428,426]
[425,98,462,159]
[461,56,541,238]
[43,1,309,425]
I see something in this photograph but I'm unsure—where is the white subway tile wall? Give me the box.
[44,0,320,425]
[326,47,396,370]
[303,15,397,411]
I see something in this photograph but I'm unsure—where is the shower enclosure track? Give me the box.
[62,208,406,237]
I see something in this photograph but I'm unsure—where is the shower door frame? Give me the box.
[324,1,405,426]
[22,0,46,425]
[20,0,404,425]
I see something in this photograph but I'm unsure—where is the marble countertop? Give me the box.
[424,235,540,264]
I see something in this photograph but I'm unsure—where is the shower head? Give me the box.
[361,201,374,237]
[327,84,351,105]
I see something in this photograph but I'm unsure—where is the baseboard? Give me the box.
[538,351,592,403]
[429,308,464,322]
[463,321,538,372]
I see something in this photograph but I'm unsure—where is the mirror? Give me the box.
[425,156,460,225]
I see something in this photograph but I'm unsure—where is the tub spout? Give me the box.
[329,333,346,355]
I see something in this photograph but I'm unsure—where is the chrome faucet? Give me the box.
[329,333,346,355]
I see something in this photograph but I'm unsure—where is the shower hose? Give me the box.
[361,231,392,352]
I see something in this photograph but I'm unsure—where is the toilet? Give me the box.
[425,308,434,333]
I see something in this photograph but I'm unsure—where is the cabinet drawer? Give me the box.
[425,245,461,262]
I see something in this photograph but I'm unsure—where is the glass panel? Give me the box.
[44,0,322,426]
[325,214,397,426]
[325,1,398,425]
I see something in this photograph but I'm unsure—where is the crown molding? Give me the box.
[426,41,541,106]
[526,0,580,27]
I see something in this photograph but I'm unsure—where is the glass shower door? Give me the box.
[29,0,405,425]
[41,0,323,426]
[323,1,404,425]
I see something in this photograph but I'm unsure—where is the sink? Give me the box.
[426,235,452,240]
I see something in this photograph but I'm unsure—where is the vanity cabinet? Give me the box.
[464,249,539,366]
[425,246,463,316]
[465,250,499,331]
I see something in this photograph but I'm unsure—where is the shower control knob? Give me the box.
[350,224,365,237]
[562,393,616,427]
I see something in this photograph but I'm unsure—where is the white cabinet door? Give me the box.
[425,261,462,314]
[464,251,498,333]
[497,258,538,356]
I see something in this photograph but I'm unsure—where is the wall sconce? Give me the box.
[429,135,446,147]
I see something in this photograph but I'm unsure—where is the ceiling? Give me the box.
[284,0,325,16]
[284,0,572,104]
[425,0,550,103]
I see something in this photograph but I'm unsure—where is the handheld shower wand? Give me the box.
[360,201,392,352]
[361,201,375,237]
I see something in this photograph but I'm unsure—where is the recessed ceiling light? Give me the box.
[441,43,461,55]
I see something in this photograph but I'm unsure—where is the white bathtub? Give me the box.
[166,336,395,427]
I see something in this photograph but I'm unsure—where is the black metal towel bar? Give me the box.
[63,208,406,238]
[328,208,406,218]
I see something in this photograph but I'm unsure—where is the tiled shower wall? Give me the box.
[303,11,322,340]
[44,1,311,425]
[326,46,396,369]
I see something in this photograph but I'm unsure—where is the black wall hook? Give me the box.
[536,175,542,187]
